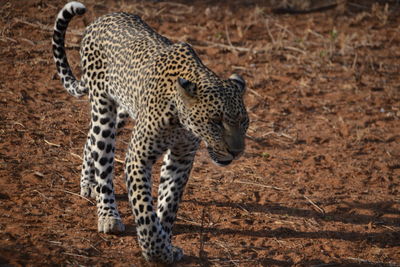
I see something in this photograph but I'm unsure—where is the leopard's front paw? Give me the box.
[142,244,183,264]
[98,217,125,234]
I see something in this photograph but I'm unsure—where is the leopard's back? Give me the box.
[80,13,173,116]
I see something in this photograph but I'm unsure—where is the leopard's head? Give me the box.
[175,73,249,166]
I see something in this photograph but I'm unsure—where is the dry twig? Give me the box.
[44,139,61,147]
[304,195,325,214]
[70,152,83,160]
[215,241,239,267]
[177,216,202,226]
[248,88,264,99]
[33,190,51,200]
[115,157,124,164]
[58,189,95,205]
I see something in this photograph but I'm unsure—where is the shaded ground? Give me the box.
[0,0,399,266]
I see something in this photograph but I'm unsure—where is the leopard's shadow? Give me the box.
[174,199,399,248]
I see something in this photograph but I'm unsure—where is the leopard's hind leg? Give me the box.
[87,96,124,233]
[80,107,128,198]
[79,38,124,233]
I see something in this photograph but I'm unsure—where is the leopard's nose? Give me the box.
[228,148,243,158]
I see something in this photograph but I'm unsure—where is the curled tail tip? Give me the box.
[57,2,86,21]
[65,1,87,15]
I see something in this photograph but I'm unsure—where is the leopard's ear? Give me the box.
[229,74,246,94]
[176,77,197,105]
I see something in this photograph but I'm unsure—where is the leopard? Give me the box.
[52,1,249,263]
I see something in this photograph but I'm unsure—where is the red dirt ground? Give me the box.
[0,0,399,266]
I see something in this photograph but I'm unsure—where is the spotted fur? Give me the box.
[53,2,249,263]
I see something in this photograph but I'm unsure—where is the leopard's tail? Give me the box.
[52,1,87,97]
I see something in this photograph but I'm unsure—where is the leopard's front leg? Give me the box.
[125,131,182,264]
[157,139,199,243]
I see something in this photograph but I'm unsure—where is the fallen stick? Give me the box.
[58,189,95,205]
[44,139,60,147]
[304,195,325,214]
